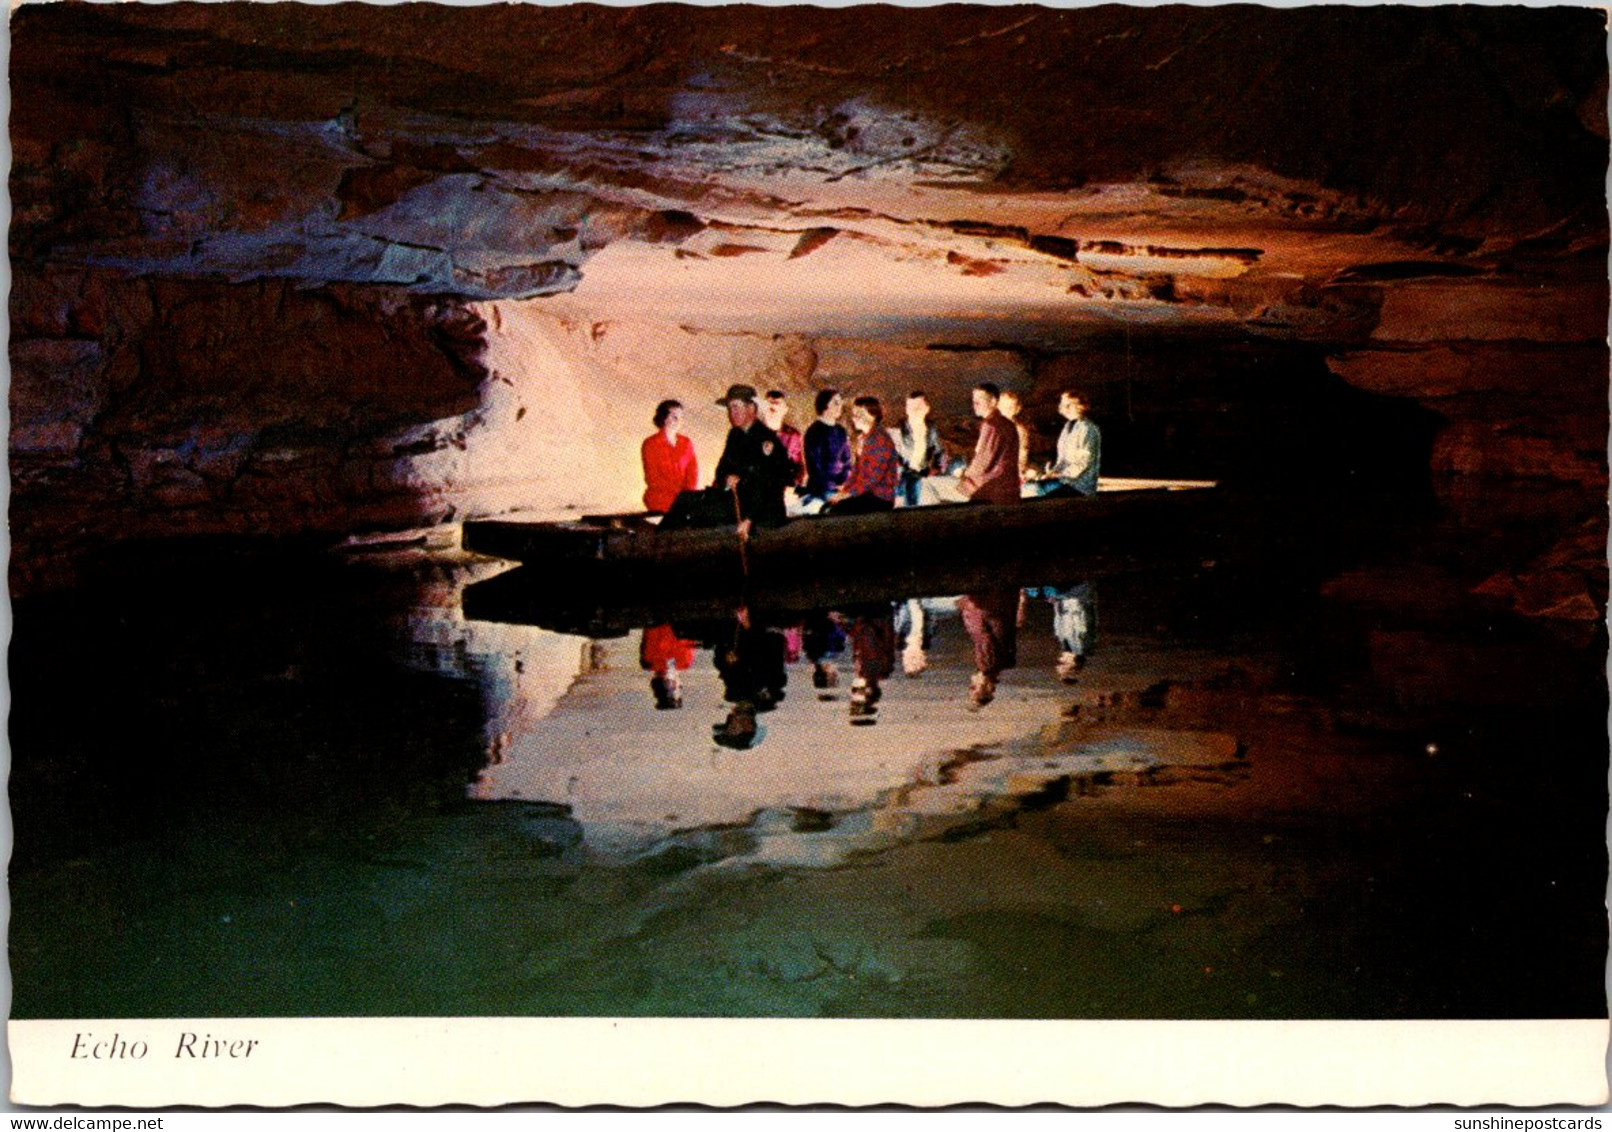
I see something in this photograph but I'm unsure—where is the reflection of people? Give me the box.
[803,611,847,690]
[893,596,953,677]
[713,704,760,750]
[641,623,695,709]
[801,389,853,513]
[828,397,900,514]
[1025,581,1098,682]
[846,603,896,719]
[1051,581,1097,681]
[895,598,929,676]
[641,400,699,514]
[711,607,787,749]
[958,588,1018,707]
[1028,391,1101,497]
[959,383,1022,505]
[891,391,948,507]
[760,390,807,488]
[997,390,1033,483]
[714,607,787,712]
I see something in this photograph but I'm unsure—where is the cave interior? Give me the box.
[11,2,1607,595]
[6,1,1611,1034]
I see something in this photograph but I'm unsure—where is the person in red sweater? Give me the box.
[640,399,700,514]
[828,396,900,514]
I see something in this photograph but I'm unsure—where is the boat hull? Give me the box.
[466,488,1213,568]
[461,486,1221,628]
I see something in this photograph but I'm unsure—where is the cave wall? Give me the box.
[10,268,489,591]
[1329,258,1610,500]
[9,2,1608,601]
[466,304,1035,517]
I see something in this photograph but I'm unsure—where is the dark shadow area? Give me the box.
[1023,337,1444,502]
[8,544,489,875]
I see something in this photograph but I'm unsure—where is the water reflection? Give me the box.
[708,607,787,748]
[460,565,1259,868]
[9,532,1604,1021]
[844,603,895,721]
[959,589,1018,707]
[641,624,694,710]
[1027,581,1097,682]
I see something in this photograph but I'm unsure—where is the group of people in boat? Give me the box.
[640,381,1102,536]
[633,379,1104,735]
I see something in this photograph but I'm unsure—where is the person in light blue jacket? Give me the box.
[1028,391,1101,497]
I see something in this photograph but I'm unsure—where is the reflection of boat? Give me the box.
[462,478,1220,579]
[465,533,1120,637]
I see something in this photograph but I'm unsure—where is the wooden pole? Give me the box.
[729,482,750,578]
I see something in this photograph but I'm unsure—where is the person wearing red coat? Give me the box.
[641,399,700,514]
[959,383,1022,505]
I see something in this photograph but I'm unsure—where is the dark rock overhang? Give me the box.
[13,2,1608,342]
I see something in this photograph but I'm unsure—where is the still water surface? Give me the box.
[9,530,1606,1019]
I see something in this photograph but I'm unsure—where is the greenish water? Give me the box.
[9,537,1606,1020]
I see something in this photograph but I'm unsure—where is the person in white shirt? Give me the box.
[1028,391,1101,497]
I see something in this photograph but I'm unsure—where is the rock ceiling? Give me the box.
[15,2,1608,347]
[9,2,1609,594]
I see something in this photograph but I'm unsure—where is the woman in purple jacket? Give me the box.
[800,388,852,512]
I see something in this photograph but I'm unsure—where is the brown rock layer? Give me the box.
[8,3,1608,608]
[10,268,488,593]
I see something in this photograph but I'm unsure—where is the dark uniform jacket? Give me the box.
[714,422,794,526]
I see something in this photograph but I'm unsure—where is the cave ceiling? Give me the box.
[14,1,1609,349]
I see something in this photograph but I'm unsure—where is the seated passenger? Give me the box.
[640,399,699,514]
[917,383,1021,506]
[1027,391,1102,497]
[760,390,807,489]
[997,389,1033,484]
[827,396,900,514]
[958,383,1022,505]
[661,384,794,534]
[891,390,949,507]
[798,389,852,514]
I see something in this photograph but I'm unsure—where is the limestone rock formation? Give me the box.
[10,3,1608,600]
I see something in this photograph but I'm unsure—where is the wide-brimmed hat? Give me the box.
[715,383,759,405]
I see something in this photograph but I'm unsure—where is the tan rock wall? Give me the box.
[10,281,1042,590]
[464,303,1032,516]
[9,269,488,592]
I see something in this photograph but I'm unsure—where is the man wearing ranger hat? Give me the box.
[711,383,795,532]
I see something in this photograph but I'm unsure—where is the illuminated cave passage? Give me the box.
[11,2,1607,592]
[8,4,1608,1032]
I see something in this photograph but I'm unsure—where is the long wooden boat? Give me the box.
[461,478,1220,583]
[464,536,1144,637]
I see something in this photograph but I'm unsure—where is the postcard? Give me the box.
[8,0,1608,1108]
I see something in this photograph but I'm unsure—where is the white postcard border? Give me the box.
[10,1018,1609,1109]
